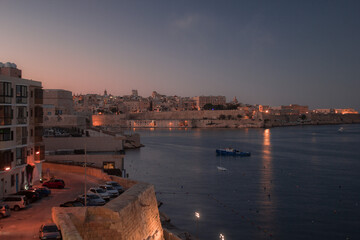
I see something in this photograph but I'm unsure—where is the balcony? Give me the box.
[16,97,27,104]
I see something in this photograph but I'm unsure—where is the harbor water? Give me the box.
[125,124,360,240]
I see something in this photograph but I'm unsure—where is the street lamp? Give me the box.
[195,212,200,239]
[219,233,225,240]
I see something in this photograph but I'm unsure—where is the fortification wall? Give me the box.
[264,113,360,128]
[46,163,164,240]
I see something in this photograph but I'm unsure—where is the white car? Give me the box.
[1,195,28,211]
[88,188,110,201]
[99,185,119,198]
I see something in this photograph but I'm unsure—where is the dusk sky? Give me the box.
[1,0,359,110]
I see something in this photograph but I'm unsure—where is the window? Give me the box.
[0,82,12,103]
[34,88,43,104]
[21,171,24,184]
[0,150,13,171]
[0,128,12,141]
[103,162,115,169]
[35,106,43,123]
[16,147,26,166]
[55,109,63,115]
[16,85,27,104]
[0,106,13,125]
[16,106,27,124]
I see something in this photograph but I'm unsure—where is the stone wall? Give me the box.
[44,136,125,152]
[46,162,164,240]
[92,111,263,128]
[52,183,163,240]
[43,115,87,128]
[45,154,123,169]
[93,111,360,129]
[264,113,360,128]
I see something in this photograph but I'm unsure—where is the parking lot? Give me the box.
[0,171,102,240]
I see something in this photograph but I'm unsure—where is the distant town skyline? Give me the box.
[1,0,359,110]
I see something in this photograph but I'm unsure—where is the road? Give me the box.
[0,170,103,240]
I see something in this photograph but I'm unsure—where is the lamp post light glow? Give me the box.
[195,211,200,239]
[5,167,10,171]
[219,233,225,240]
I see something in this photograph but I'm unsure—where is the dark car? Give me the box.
[13,190,40,203]
[39,223,62,240]
[105,181,125,194]
[59,201,84,207]
[31,187,51,197]
[42,179,65,189]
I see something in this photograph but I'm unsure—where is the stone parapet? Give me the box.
[48,163,164,240]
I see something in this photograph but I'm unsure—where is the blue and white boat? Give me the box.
[216,148,251,157]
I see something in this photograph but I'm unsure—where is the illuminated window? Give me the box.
[103,162,115,169]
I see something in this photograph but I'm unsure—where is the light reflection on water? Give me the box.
[125,125,360,240]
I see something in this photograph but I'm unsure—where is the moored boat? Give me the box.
[216,148,251,156]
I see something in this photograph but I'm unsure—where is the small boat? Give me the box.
[216,148,251,157]
[217,166,227,171]
[338,127,344,132]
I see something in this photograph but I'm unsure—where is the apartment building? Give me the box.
[0,62,44,198]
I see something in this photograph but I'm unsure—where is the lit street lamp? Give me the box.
[219,233,225,240]
[195,212,200,239]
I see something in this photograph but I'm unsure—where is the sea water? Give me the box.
[125,124,360,240]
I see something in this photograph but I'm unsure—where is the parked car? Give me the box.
[42,179,65,189]
[76,194,106,206]
[39,223,62,240]
[88,187,111,201]
[29,187,51,197]
[0,204,11,218]
[1,195,27,211]
[59,201,84,207]
[12,190,40,203]
[105,181,124,194]
[99,185,119,198]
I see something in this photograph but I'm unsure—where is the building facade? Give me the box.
[43,89,74,116]
[192,96,226,110]
[0,63,44,198]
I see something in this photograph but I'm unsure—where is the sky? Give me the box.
[1,0,359,110]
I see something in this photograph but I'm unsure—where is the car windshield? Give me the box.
[106,186,115,190]
[43,225,58,232]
